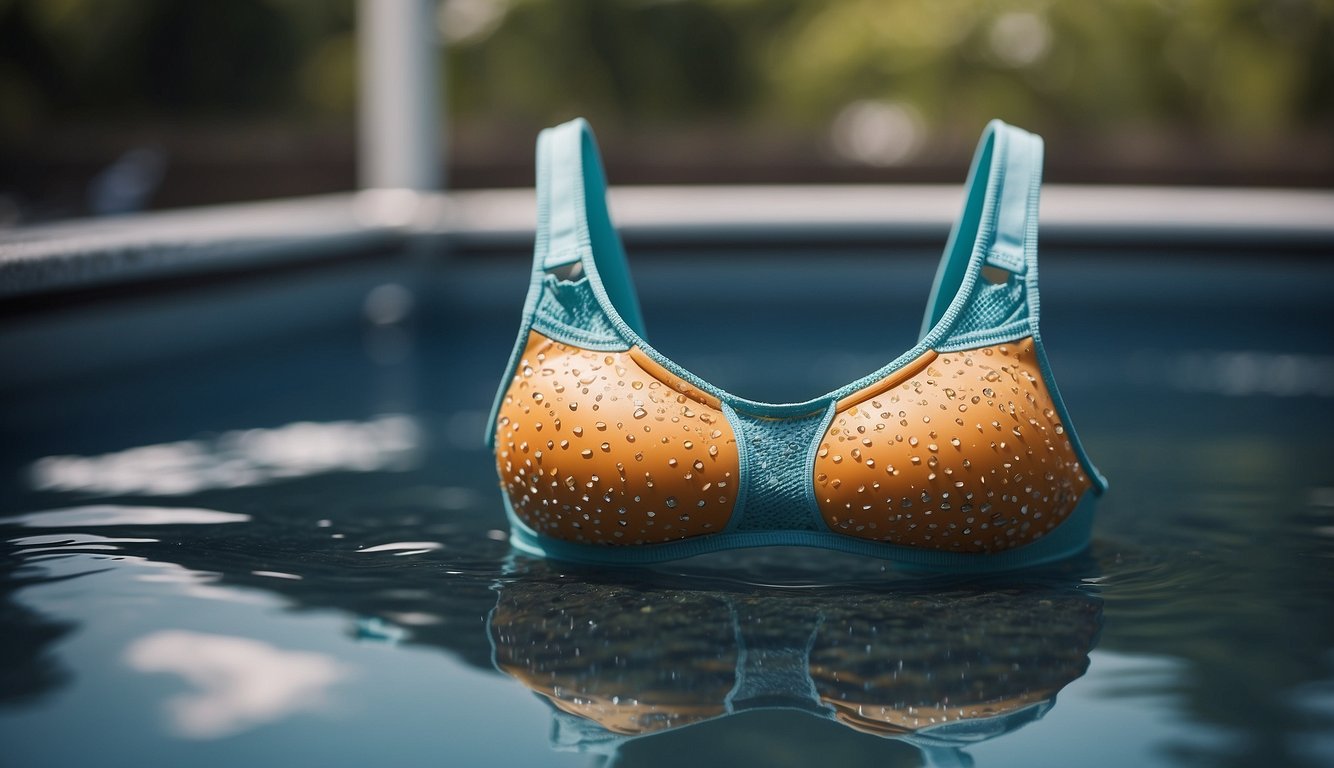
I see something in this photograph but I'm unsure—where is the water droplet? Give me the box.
[665,497,679,508]
[950,437,961,448]
[580,449,593,458]
[633,408,647,419]
[831,455,843,464]
[708,444,719,457]
[601,442,611,452]
[572,426,584,437]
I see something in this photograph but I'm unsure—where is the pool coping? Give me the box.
[2,185,1332,299]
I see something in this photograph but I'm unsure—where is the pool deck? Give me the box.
[2,185,1332,298]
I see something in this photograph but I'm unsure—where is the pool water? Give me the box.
[2,248,1332,767]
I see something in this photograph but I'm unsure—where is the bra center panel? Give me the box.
[495,330,742,546]
[726,405,833,533]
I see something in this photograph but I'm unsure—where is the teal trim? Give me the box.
[1032,332,1109,493]
[934,319,1031,353]
[921,122,996,339]
[504,489,1100,571]
[483,269,541,450]
[802,402,839,532]
[720,401,752,534]
[529,316,632,351]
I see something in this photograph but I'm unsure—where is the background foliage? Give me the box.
[1,0,1331,218]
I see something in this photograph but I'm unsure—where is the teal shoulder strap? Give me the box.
[533,118,647,337]
[485,119,645,447]
[920,120,1044,349]
[985,120,1043,277]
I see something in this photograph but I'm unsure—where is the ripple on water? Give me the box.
[1,505,250,528]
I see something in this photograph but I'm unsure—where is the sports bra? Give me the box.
[488,118,1106,570]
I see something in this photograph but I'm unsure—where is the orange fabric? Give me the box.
[495,331,740,545]
[813,338,1091,552]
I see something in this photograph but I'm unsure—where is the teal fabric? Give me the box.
[536,119,647,336]
[921,120,1041,349]
[725,403,833,532]
[504,476,1102,569]
[532,274,624,348]
[488,117,1107,564]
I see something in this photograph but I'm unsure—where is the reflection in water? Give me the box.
[27,415,421,496]
[0,495,1100,765]
[124,630,351,739]
[490,560,1102,765]
[0,552,75,709]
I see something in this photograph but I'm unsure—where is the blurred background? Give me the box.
[1,0,1331,224]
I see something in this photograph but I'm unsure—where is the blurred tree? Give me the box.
[0,0,1330,216]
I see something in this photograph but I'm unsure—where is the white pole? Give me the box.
[358,0,442,191]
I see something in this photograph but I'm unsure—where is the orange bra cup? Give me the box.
[495,331,741,545]
[813,338,1091,552]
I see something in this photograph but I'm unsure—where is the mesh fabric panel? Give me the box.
[731,409,827,531]
[948,278,1026,338]
[534,275,622,345]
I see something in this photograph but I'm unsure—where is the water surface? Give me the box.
[2,250,1332,767]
